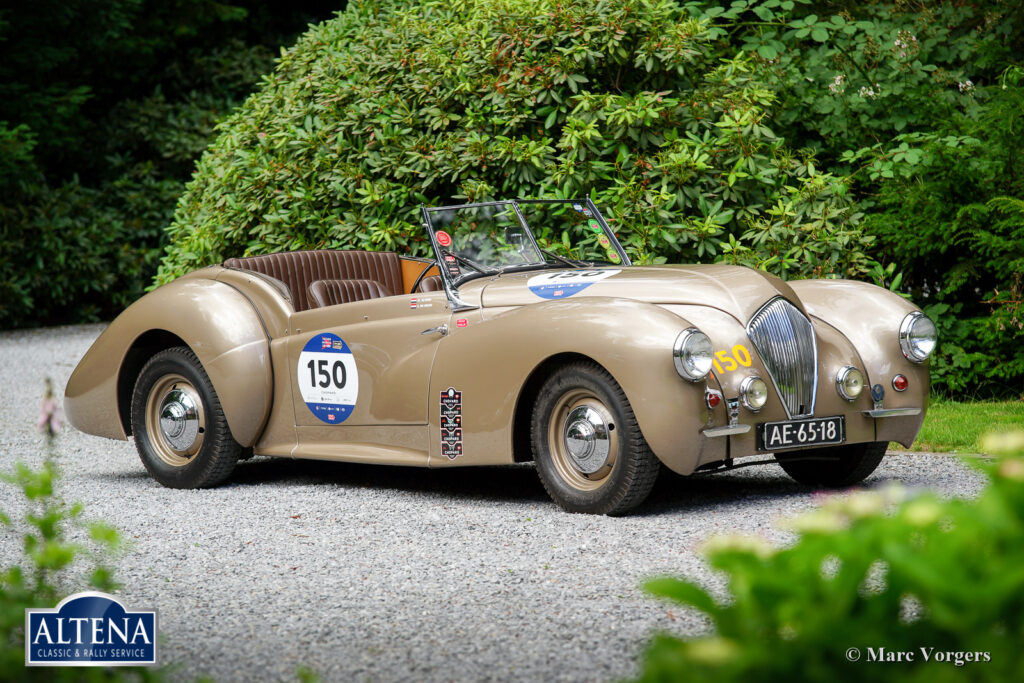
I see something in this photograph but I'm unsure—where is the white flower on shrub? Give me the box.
[893,31,918,58]
[858,83,881,99]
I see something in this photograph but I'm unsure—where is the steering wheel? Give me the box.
[410,261,438,293]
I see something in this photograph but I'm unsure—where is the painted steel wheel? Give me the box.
[531,362,659,514]
[144,373,204,467]
[775,441,887,487]
[131,347,241,488]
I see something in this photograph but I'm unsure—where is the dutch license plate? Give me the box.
[757,415,845,451]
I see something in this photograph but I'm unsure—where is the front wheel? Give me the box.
[131,347,241,488]
[530,362,659,515]
[776,441,887,487]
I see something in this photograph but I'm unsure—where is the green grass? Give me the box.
[895,399,1024,454]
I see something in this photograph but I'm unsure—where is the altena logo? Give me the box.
[25,591,157,667]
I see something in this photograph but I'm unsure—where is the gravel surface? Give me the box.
[0,324,988,682]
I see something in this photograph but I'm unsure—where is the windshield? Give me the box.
[423,199,629,285]
[518,200,625,266]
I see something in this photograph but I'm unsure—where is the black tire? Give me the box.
[530,362,659,515]
[131,347,241,488]
[775,441,887,487]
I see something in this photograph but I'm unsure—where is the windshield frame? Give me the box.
[515,197,631,269]
[420,198,631,306]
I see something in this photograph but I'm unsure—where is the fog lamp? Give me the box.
[836,366,864,401]
[740,376,768,411]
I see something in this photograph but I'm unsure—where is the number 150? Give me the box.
[712,344,753,374]
[307,359,347,388]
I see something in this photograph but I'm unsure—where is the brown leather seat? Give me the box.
[308,279,391,308]
[223,250,403,311]
[419,275,444,292]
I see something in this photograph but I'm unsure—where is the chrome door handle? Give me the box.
[421,324,448,336]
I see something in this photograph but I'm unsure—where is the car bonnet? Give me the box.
[478,264,805,322]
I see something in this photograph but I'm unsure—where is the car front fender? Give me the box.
[427,297,724,473]
[788,279,929,446]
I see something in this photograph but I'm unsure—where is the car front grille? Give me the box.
[746,297,817,418]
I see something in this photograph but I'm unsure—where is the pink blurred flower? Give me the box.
[38,381,62,437]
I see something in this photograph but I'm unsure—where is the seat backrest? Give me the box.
[419,275,444,292]
[308,279,391,308]
[223,250,403,311]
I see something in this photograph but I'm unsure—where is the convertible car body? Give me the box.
[65,199,936,514]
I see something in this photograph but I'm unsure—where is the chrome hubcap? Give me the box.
[563,406,610,474]
[158,389,200,451]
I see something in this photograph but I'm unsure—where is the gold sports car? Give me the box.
[65,199,936,514]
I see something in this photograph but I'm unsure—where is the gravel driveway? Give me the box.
[0,324,987,682]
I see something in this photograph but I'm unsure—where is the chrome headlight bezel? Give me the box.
[899,312,937,363]
[836,366,864,402]
[739,376,768,412]
[673,328,713,382]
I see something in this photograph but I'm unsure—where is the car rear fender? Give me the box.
[64,274,273,446]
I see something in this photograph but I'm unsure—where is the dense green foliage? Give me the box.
[858,72,1024,396]
[0,0,337,329]
[688,0,1024,396]
[157,0,880,283]
[635,430,1024,683]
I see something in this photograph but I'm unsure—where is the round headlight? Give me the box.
[740,376,768,411]
[836,366,864,401]
[899,312,937,363]
[673,328,713,381]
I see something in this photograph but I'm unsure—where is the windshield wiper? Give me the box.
[443,250,491,276]
[540,249,592,268]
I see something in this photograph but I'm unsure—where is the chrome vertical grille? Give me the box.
[746,297,817,418]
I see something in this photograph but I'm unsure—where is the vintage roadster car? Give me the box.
[65,199,935,514]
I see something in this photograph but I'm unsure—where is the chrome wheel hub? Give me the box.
[158,389,200,451]
[563,406,610,474]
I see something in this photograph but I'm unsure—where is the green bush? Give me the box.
[684,0,1022,164]
[0,1,335,330]
[634,431,1024,683]
[0,34,273,329]
[0,170,178,328]
[157,0,882,284]
[679,1,1024,398]
[850,66,1024,397]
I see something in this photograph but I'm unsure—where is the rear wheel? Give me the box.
[776,441,887,487]
[531,362,659,515]
[131,347,241,488]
